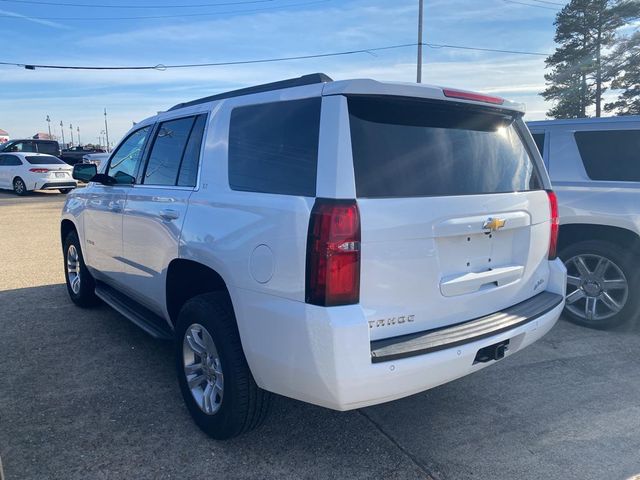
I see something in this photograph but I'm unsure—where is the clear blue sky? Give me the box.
[1,0,567,145]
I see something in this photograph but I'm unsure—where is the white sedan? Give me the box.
[0,152,77,195]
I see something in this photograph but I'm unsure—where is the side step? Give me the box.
[95,281,173,340]
[370,291,563,363]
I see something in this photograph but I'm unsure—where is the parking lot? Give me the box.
[0,191,639,480]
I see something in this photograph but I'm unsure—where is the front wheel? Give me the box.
[63,230,100,307]
[560,240,640,329]
[13,177,27,196]
[175,292,271,440]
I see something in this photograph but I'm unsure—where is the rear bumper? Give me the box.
[36,181,76,190]
[234,259,566,411]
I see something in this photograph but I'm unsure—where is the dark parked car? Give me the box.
[61,146,106,165]
[0,139,61,157]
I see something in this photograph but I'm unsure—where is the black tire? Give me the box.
[13,177,27,196]
[560,240,640,329]
[63,230,100,307]
[175,292,271,440]
[59,188,73,194]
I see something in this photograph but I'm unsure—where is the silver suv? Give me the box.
[528,116,640,329]
[61,74,565,439]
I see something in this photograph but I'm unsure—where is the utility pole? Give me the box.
[46,115,52,139]
[70,123,74,146]
[77,126,81,146]
[60,121,65,147]
[104,108,110,153]
[417,0,424,83]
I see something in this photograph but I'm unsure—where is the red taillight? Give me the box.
[443,88,505,105]
[29,168,49,173]
[547,190,559,260]
[306,199,361,306]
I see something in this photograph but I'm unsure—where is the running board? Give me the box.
[95,281,173,340]
[370,291,563,363]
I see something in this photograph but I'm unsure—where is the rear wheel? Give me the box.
[175,292,271,440]
[13,177,27,196]
[63,230,99,307]
[560,240,640,329]
[59,188,73,194]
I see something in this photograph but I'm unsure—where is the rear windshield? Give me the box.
[26,155,65,165]
[348,96,543,198]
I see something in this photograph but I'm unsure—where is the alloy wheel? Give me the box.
[66,244,81,294]
[183,323,224,415]
[565,254,628,322]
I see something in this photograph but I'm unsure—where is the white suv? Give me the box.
[61,74,566,439]
[528,117,640,329]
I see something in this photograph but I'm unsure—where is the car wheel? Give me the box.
[175,292,272,440]
[59,188,73,194]
[63,230,100,307]
[560,240,640,329]
[13,177,27,196]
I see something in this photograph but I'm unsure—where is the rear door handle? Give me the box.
[160,209,179,221]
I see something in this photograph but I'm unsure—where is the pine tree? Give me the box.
[542,0,626,118]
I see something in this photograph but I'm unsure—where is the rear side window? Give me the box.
[575,130,640,182]
[178,114,207,187]
[0,154,22,166]
[228,98,321,196]
[532,133,545,157]
[144,117,194,186]
[36,142,59,155]
[348,96,543,198]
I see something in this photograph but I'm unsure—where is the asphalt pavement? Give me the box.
[1,190,639,480]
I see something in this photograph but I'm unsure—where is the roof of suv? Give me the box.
[166,72,525,115]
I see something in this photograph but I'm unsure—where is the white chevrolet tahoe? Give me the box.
[528,117,640,329]
[62,74,566,439]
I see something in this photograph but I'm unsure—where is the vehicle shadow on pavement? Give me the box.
[2,284,640,480]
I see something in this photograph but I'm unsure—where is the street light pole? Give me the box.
[77,126,81,146]
[46,115,51,139]
[60,121,65,146]
[70,123,74,146]
[104,108,110,153]
[417,0,424,83]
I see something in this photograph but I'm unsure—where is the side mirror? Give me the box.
[72,163,97,182]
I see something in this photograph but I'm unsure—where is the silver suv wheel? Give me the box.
[565,254,629,322]
[66,244,81,294]
[183,323,224,415]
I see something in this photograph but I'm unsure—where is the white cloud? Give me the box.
[0,8,68,29]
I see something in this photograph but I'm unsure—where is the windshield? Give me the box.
[348,96,543,198]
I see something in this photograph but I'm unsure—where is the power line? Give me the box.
[530,0,565,5]
[0,42,552,71]
[0,0,329,19]
[503,0,559,10]
[0,0,273,8]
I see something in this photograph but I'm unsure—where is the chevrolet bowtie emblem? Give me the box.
[482,217,506,232]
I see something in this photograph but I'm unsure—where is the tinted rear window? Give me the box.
[36,142,59,155]
[25,155,65,164]
[228,98,321,196]
[575,130,640,182]
[348,96,542,198]
[532,133,545,157]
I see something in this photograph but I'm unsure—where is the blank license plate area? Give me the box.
[55,172,65,178]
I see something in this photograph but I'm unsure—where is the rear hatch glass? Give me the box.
[348,95,542,197]
[346,95,551,341]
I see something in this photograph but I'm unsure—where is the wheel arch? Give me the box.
[558,223,640,256]
[166,259,233,327]
[60,219,77,247]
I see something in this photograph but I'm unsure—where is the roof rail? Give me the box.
[168,73,333,111]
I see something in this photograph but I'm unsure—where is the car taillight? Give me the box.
[29,168,49,173]
[306,199,361,307]
[547,190,559,260]
[442,88,505,105]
